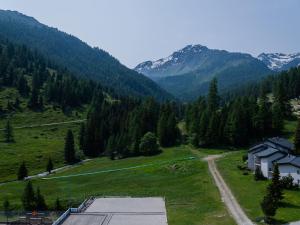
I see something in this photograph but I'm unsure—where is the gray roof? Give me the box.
[249,144,267,153]
[267,137,294,151]
[255,147,283,158]
[278,155,300,168]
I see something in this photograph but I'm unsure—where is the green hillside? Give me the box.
[0,10,173,101]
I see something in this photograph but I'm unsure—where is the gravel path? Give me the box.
[204,155,255,225]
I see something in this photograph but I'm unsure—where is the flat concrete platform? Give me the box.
[61,197,168,225]
[85,197,167,213]
[62,214,107,225]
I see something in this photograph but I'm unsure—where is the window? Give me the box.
[297,170,300,175]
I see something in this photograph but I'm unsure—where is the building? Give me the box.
[248,137,300,184]
[53,197,168,225]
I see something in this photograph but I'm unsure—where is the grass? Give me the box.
[0,88,86,182]
[216,119,299,224]
[0,145,236,225]
[217,151,300,224]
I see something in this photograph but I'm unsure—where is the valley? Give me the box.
[0,4,299,225]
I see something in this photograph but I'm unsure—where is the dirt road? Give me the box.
[204,155,255,225]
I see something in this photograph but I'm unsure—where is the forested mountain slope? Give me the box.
[0,10,173,101]
[135,45,272,101]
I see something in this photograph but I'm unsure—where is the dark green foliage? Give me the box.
[281,174,295,190]
[22,181,36,211]
[270,164,284,202]
[254,167,266,181]
[0,10,173,101]
[36,187,47,211]
[54,198,63,211]
[139,132,160,156]
[3,120,14,142]
[207,78,219,112]
[3,198,10,215]
[261,193,277,224]
[295,119,300,155]
[46,158,53,173]
[261,164,284,223]
[157,104,180,147]
[64,130,77,164]
[185,77,287,148]
[17,161,28,180]
[79,123,86,152]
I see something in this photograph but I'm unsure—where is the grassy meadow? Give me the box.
[0,88,86,182]
[0,145,236,225]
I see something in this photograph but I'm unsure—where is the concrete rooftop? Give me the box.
[61,197,168,225]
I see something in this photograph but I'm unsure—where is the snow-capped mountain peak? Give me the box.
[135,44,208,73]
[257,52,300,71]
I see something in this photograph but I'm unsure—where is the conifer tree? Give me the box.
[36,187,47,211]
[4,120,14,143]
[272,102,284,134]
[3,198,10,222]
[207,78,219,113]
[64,129,76,164]
[294,119,300,155]
[22,181,36,211]
[261,193,277,224]
[17,161,28,180]
[79,123,86,151]
[54,198,63,211]
[46,158,53,173]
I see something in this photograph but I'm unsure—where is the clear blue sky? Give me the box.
[1,0,300,68]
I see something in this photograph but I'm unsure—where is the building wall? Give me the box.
[260,153,284,178]
[248,152,255,170]
[279,165,300,185]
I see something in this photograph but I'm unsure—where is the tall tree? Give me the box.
[36,187,47,211]
[46,158,53,173]
[207,78,219,112]
[22,181,36,211]
[3,120,14,143]
[64,130,76,164]
[17,161,28,180]
[295,119,300,155]
[54,198,63,211]
[139,132,159,156]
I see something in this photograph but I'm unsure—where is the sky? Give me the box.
[1,0,300,68]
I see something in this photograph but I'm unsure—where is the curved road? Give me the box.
[204,155,255,225]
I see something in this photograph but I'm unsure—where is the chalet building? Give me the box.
[248,137,300,184]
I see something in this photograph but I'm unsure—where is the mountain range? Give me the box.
[0,10,173,101]
[135,45,300,100]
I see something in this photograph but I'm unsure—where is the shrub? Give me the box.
[281,174,296,190]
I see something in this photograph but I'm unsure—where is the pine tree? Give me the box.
[3,198,10,221]
[207,78,219,113]
[17,161,28,180]
[271,102,284,134]
[54,198,63,211]
[64,129,76,164]
[79,123,86,151]
[46,158,53,173]
[294,119,300,155]
[36,187,47,211]
[22,181,36,211]
[4,120,14,143]
[261,193,277,224]
[270,164,284,202]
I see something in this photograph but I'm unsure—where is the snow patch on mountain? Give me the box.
[135,44,207,73]
[257,53,300,71]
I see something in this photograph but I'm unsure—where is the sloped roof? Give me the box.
[278,155,300,168]
[267,137,294,151]
[255,147,284,158]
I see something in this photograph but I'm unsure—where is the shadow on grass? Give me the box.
[280,201,300,209]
